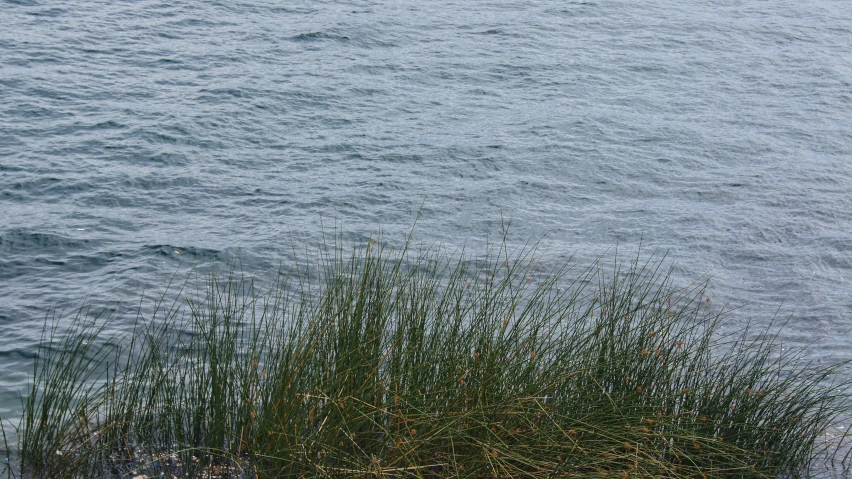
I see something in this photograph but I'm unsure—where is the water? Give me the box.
[1,0,851,426]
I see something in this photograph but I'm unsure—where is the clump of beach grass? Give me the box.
[2,234,850,478]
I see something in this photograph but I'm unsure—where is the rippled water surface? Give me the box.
[1,0,851,421]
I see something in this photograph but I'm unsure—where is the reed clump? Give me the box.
[2,237,850,478]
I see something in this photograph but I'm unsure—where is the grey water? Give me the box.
[1,0,851,430]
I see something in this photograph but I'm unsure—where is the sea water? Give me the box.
[1,0,851,426]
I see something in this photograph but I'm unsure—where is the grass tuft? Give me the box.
[2,235,850,478]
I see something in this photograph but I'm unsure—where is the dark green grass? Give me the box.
[2,236,850,478]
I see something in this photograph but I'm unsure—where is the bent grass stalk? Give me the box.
[3,236,850,478]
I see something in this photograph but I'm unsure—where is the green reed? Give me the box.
[2,236,850,478]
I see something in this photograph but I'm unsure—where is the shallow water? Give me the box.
[1,0,851,429]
